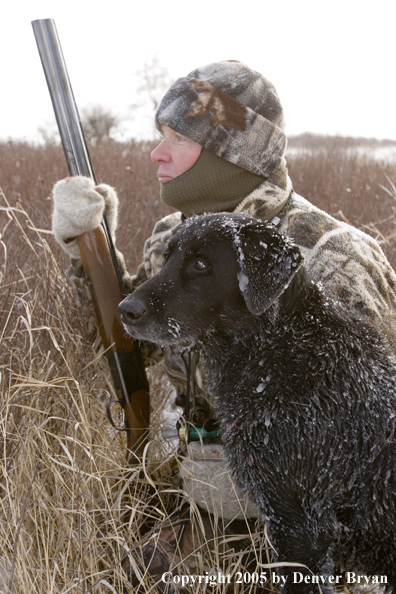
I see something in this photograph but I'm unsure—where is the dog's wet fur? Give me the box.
[119,213,396,593]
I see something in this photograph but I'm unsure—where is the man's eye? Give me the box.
[163,248,171,261]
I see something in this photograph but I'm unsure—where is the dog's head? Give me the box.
[119,213,303,346]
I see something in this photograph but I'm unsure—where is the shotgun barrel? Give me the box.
[32,18,150,455]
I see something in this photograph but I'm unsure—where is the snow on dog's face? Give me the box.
[119,213,303,347]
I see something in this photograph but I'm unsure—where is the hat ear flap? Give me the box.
[237,222,303,315]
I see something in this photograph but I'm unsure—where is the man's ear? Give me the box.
[236,222,304,315]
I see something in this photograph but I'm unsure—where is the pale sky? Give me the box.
[2,0,396,143]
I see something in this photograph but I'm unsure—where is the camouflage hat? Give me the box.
[155,61,287,178]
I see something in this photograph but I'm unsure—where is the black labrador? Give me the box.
[119,212,396,593]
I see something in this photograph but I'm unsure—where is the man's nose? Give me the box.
[151,139,171,163]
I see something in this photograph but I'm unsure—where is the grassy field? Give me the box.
[0,137,395,593]
[2,137,396,272]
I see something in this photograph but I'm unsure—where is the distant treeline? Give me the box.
[287,132,396,149]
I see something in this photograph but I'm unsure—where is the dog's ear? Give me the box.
[237,222,304,315]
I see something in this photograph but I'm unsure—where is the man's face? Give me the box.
[151,125,202,183]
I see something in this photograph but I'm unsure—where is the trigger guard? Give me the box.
[106,400,126,431]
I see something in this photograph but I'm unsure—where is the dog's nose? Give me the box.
[118,297,146,323]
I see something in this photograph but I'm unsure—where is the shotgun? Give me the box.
[32,18,150,455]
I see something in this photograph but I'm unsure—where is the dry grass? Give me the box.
[0,168,274,593]
[0,190,181,592]
[0,139,172,274]
[286,143,396,268]
[0,137,396,592]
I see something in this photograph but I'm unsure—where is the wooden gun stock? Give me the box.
[32,18,149,455]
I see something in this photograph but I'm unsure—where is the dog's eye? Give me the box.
[194,259,208,271]
[185,254,211,275]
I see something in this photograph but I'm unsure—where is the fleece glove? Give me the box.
[52,176,118,259]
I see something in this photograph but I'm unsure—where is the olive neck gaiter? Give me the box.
[160,149,266,217]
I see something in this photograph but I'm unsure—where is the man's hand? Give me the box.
[52,176,119,259]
